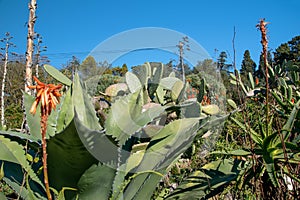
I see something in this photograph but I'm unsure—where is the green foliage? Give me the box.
[165,159,244,200]
[44,64,72,86]
[274,35,300,66]
[0,63,227,200]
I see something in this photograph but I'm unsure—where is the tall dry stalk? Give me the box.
[25,0,37,95]
[28,76,62,200]
[0,32,15,128]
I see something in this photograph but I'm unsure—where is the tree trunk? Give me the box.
[25,0,37,95]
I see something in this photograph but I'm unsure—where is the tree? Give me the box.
[217,51,232,71]
[61,56,80,80]
[0,32,15,128]
[79,55,97,80]
[240,50,256,75]
[193,59,217,75]
[4,60,26,129]
[273,35,300,66]
[111,64,128,77]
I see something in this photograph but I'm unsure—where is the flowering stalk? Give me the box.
[257,18,270,135]
[28,76,62,200]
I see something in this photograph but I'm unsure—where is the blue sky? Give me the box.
[0,0,299,70]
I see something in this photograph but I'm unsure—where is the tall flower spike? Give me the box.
[27,76,62,200]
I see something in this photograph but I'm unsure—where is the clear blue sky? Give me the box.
[0,0,299,70]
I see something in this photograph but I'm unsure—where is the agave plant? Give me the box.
[0,62,227,200]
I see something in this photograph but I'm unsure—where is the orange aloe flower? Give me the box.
[28,76,62,116]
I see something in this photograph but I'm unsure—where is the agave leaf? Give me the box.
[282,99,300,140]
[43,64,72,86]
[47,120,98,195]
[72,73,102,130]
[0,136,45,192]
[74,112,119,165]
[0,130,40,151]
[123,118,200,199]
[23,92,42,140]
[56,88,74,133]
[3,177,46,200]
[76,163,116,200]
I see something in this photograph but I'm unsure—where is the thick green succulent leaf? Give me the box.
[43,64,72,86]
[165,159,243,200]
[178,100,201,118]
[123,118,200,199]
[23,92,42,140]
[76,163,116,200]
[227,99,237,109]
[248,72,255,89]
[133,62,151,88]
[72,73,102,130]
[56,88,74,133]
[159,77,184,101]
[105,91,142,145]
[262,133,279,187]
[0,130,40,150]
[126,72,142,93]
[47,120,98,195]
[3,177,46,200]
[0,136,45,192]
[73,112,119,165]
[105,91,165,145]
[148,63,163,99]
[202,104,220,115]
[46,96,64,138]
[282,99,300,140]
